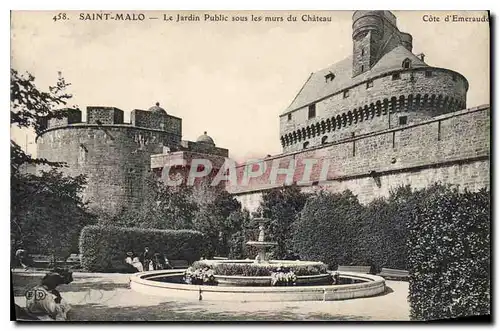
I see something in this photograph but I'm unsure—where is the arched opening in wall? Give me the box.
[341,113,347,127]
[383,99,389,114]
[372,103,380,117]
[353,110,359,123]
[280,137,285,147]
[320,121,326,134]
[415,94,422,108]
[436,95,444,111]
[301,128,307,140]
[399,95,406,112]
[316,123,322,136]
[336,116,342,129]
[402,58,412,69]
[78,144,88,166]
[297,130,302,142]
[423,94,430,110]
[347,111,353,125]
[407,94,414,111]
[390,97,397,113]
[326,119,332,132]
[443,96,450,112]
[321,136,328,144]
[367,106,373,119]
[306,126,312,138]
[293,132,298,143]
[358,108,364,122]
[429,95,437,110]
[303,141,310,149]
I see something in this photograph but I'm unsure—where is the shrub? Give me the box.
[293,190,365,269]
[211,262,327,277]
[407,185,490,320]
[79,225,206,272]
[355,185,414,272]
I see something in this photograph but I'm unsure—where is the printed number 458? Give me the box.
[53,13,68,21]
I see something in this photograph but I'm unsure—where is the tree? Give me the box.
[12,170,95,263]
[111,173,198,230]
[10,69,94,263]
[11,69,74,173]
[192,188,241,257]
[293,190,364,269]
[258,184,309,259]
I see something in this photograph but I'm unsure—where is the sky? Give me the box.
[11,10,489,161]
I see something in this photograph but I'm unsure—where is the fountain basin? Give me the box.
[215,273,332,287]
[129,269,386,302]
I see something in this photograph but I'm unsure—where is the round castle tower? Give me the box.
[36,104,182,217]
[279,10,469,153]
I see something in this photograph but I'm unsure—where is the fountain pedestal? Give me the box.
[246,218,277,263]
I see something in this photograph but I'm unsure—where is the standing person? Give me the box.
[15,247,28,270]
[142,247,152,271]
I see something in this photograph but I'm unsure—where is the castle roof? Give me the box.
[283,46,428,114]
[148,102,167,115]
[196,131,215,146]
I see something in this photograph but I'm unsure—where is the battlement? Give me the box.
[43,105,182,136]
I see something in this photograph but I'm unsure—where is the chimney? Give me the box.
[416,53,425,62]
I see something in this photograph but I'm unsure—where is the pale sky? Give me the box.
[11,10,489,161]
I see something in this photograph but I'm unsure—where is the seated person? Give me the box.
[25,269,73,321]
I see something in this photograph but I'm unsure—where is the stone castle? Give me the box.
[36,11,490,215]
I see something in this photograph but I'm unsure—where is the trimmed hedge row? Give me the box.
[79,225,206,272]
[407,186,490,320]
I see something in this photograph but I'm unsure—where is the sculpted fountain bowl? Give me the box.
[129,218,386,301]
[196,259,333,287]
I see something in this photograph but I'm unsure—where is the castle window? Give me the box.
[425,70,432,77]
[399,116,408,125]
[402,58,412,69]
[308,104,316,119]
[361,65,364,72]
[303,141,310,149]
[321,136,328,144]
[366,80,373,89]
[392,73,401,80]
[452,74,457,81]
[287,113,292,121]
[361,48,365,56]
[343,90,349,98]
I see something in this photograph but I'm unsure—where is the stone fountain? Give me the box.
[129,216,386,301]
[245,217,277,263]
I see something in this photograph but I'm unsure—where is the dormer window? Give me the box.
[287,113,292,121]
[325,71,335,82]
[343,90,349,98]
[366,80,374,89]
[308,104,316,119]
[402,58,412,69]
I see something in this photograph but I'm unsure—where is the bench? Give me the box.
[169,259,189,269]
[378,268,409,281]
[337,265,371,274]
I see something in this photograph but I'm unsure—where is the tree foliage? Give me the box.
[293,190,364,269]
[258,184,309,259]
[10,69,93,262]
[407,185,490,320]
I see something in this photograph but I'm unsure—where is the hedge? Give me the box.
[292,190,365,270]
[79,225,207,272]
[407,186,490,320]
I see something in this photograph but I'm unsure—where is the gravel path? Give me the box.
[12,270,410,321]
